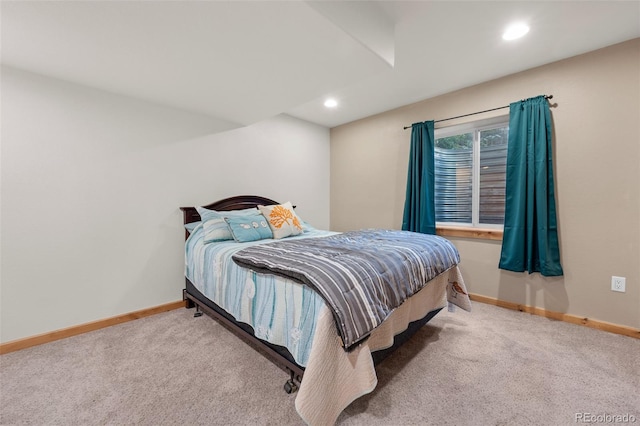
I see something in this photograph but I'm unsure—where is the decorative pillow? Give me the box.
[224,214,273,243]
[258,201,303,239]
[196,206,258,243]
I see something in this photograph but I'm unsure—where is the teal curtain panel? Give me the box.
[499,96,563,276]
[402,121,436,235]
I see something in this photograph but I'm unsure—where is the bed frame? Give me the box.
[180,195,442,393]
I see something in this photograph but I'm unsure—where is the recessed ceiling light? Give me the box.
[324,98,338,108]
[502,22,529,41]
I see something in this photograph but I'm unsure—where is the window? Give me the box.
[434,116,508,228]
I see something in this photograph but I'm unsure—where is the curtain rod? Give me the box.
[402,95,553,130]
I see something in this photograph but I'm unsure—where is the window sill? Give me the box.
[436,226,503,241]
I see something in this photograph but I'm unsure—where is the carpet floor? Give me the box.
[1,302,638,425]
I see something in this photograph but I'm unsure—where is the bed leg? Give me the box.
[193,305,203,318]
[183,289,196,309]
[283,369,299,394]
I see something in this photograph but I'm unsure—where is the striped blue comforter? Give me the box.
[232,229,460,350]
[185,225,337,366]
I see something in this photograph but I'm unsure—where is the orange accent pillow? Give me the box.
[258,201,303,239]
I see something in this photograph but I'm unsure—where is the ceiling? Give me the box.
[2,1,639,130]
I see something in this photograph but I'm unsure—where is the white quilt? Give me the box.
[295,266,470,425]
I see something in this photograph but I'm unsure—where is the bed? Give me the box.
[180,195,471,425]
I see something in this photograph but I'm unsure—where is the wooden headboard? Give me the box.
[180,195,280,239]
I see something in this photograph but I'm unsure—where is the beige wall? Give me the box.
[330,39,640,329]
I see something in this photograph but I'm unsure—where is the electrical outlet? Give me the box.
[611,276,626,293]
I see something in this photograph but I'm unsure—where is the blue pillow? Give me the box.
[201,218,232,243]
[184,221,202,233]
[301,221,316,233]
[224,214,273,242]
[196,206,258,243]
[196,206,257,222]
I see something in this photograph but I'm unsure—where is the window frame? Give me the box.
[434,115,509,233]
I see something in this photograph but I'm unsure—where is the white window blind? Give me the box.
[434,116,508,228]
